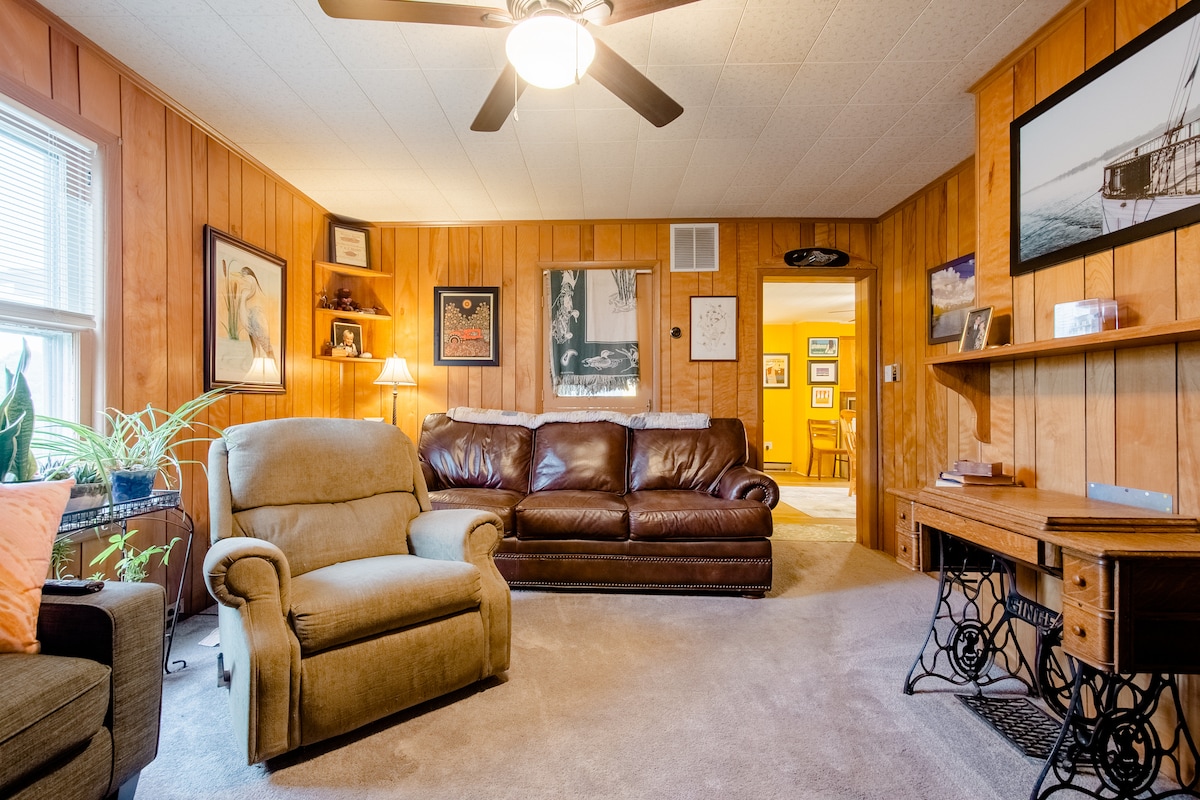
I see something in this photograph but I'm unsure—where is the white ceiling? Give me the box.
[38,0,1070,223]
[763,280,854,325]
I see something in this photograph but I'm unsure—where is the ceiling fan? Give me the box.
[317,0,695,131]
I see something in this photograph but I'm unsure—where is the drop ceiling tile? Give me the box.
[522,142,582,170]
[714,203,764,217]
[888,101,974,139]
[424,69,507,117]
[444,192,500,221]
[462,140,528,170]
[823,104,909,138]
[677,177,735,205]
[512,110,581,143]
[38,1,127,15]
[835,159,900,185]
[922,62,984,104]
[805,4,921,63]
[246,142,366,171]
[710,64,800,107]
[851,61,956,106]
[648,7,743,67]
[423,168,487,193]
[631,165,687,192]
[234,15,343,72]
[271,167,383,191]
[303,189,411,223]
[758,105,838,141]
[785,157,850,185]
[644,64,724,107]
[572,79,632,110]
[529,167,581,189]
[723,185,777,205]
[814,181,888,206]
[637,109,705,140]
[671,203,719,217]
[119,0,217,16]
[400,139,473,171]
[533,184,585,217]
[779,61,877,106]
[135,15,261,73]
[764,182,826,205]
[400,25,495,70]
[354,69,444,118]
[727,7,828,65]
[855,134,935,166]
[689,138,755,166]
[206,0,301,15]
[576,109,641,142]
[592,16,654,66]
[345,140,420,171]
[803,136,876,164]
[963,1,1074,70]
[283,69,375,114]
[314,21,420,70]
[740,138,817,173]
[888,0,1021,63]
[732,159,791,187]
[801,201,854,216]
[579,142,638,174]
[698,106,774,139]
[635,139,695,168]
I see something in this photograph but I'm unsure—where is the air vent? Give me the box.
[670,223,719,272]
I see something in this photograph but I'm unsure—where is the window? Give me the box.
[0,97,101,423]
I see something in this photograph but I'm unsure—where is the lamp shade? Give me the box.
[374,356,416,386]
[247,356,281,384]
[505,14,595,90]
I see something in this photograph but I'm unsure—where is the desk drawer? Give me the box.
[1062,603,1114,671]
[896,501,918,532]
[1063,554,1112,611]
[895,527,920,571]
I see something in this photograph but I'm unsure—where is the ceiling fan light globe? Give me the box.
[505,15,595,90]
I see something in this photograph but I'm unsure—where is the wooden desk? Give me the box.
[894,486,1200,800]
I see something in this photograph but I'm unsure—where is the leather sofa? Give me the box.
[419,411,778,596]
[0,581,165,800]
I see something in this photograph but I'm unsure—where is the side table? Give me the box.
[57,490,195,672]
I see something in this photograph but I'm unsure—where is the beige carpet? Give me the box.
[146,543,1047,799]
[776,486,856,519]
[773,522,856,542]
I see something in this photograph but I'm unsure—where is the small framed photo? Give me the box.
[203,225,286,394]
[434,286,500,366]
[763,353,789,388]
[811,386,834,408]
[330,221,370,268]
[808,360,838,384]
[928,253,976,344]
[808,337,838,357]
[690,296,737,361]
[331,321,364,358]
[959,306,994,353]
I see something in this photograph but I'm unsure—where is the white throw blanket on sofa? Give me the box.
[445,407,710,430]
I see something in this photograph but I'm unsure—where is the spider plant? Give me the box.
[34,388,227,491]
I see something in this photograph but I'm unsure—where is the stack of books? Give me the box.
[936,460,1016,487]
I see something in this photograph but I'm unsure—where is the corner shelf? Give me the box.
[314,261,391,280]
[313,251,393,360]
[315,308,392,322]
[313,355,385,364]
[926,317,1200,443]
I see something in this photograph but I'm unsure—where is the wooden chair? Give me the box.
[840,409,857,496]
[806,418,847,479]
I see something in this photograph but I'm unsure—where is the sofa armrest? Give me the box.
[716,466,779,508]
[203,537,299,763]
[37,581,166,796]
[420,460,439,491]
[409,509,510,674]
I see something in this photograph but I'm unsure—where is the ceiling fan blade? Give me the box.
[602,0,701,25]
[588,40,683,128]
[471,64,528,132]
[318,0,511,28]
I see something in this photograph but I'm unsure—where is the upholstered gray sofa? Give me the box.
[0,581,165,800]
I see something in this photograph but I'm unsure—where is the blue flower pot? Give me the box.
[110,468,156,503]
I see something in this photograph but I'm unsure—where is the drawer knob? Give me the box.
[1072,625,1086,638]
[900,544,909,553]
[1073,575,1087,588]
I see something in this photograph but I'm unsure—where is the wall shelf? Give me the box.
[314,261,391,279]
[315,307,392,322]
[314,251,393,360]
[926,317,1200,443]
[313,355,385,364]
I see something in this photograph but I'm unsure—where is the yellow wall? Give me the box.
[762,321,854,470]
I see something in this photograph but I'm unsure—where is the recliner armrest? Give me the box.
[203,536,292,614]
[37,581,166,797]
[716,466,779,508]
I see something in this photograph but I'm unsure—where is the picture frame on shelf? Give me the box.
[203,225,286,393]
[807,337,838,357]
[1011,3,1200,276]
[434,286,500,366]
[811,386,834,409]
[330,221,370,269]
[763,353,789,388]
[808,360,838,384]
[959,306,994,353]
[331,321,364,358]
[928,253,976,344]
[690,296,737,361]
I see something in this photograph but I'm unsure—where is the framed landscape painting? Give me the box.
[928,253,975,344]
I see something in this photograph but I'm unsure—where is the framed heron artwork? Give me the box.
[204,225,287,393]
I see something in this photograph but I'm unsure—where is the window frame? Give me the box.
[0,71,120,427]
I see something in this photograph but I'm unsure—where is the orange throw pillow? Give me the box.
[0,479,73,654]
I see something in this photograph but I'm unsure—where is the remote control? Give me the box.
[43,579,105,595]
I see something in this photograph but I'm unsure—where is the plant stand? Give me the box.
[57,490,195,672]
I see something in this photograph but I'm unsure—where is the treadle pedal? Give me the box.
[958,695,1063,760]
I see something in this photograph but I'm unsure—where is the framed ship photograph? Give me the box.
[1011,2,1200,276]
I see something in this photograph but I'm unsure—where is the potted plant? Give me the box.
[34,388,227,503]
[42,459,108,512]
[88,529,179,583]
[0,342,37,483]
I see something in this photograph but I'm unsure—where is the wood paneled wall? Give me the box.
[1,0,331,612]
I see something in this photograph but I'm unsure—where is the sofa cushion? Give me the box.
[290,555,482,654]
[629,418,747,493]
[419,413,533,493]
[0,653,110,791]
[516,491,629,540]
[428,488,524,536]
[530,421,627,494]
[0,480,74,654]
[626,490,772,540]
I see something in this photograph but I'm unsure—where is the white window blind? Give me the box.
[0,97,100,422]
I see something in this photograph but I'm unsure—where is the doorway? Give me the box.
[760,273,873,545]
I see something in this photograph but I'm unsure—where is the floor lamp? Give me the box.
[374,355,416,425]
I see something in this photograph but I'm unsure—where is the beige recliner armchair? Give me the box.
[203,418,511,764]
